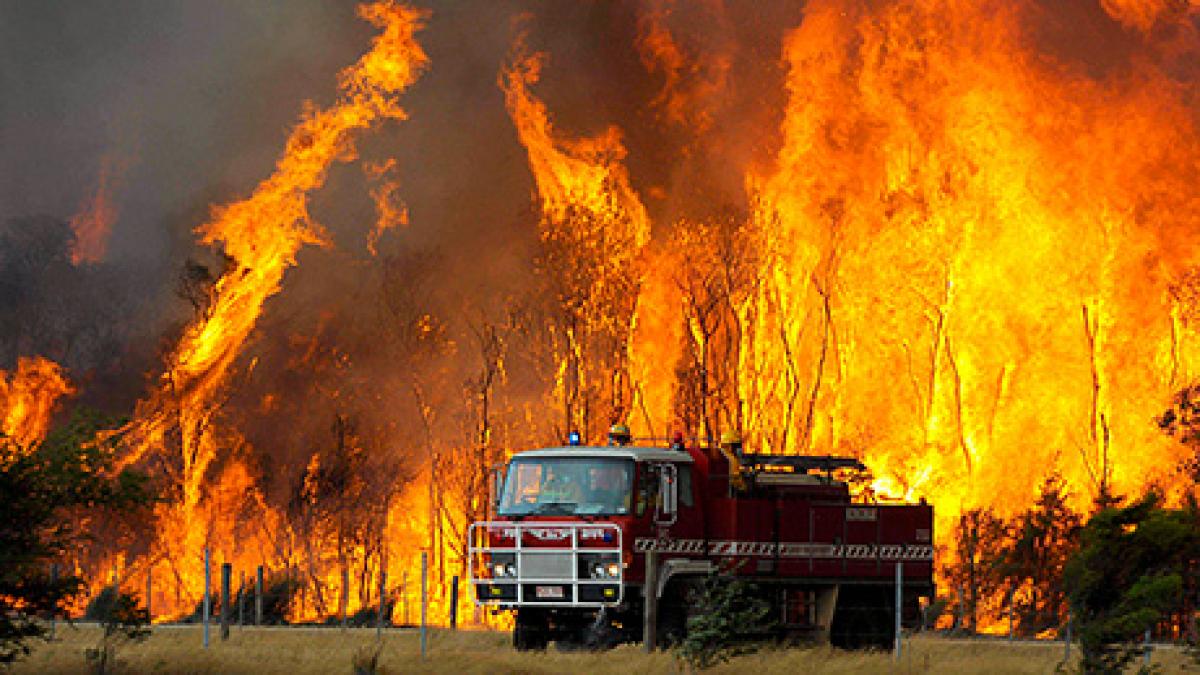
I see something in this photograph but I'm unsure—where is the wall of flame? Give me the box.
[3,0,1199,628]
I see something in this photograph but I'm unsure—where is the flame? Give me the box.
[0,356,74,450]
[1101,0,1199,32]
[49,0,1199,630]
[740,0,1200,542]
[501,37,653,440]
[635,2,732,135]
[68,155,127,266]
[503,0,1199,623]
[113,1,429,616]
[364,158,407,255]
[501,42,649,240]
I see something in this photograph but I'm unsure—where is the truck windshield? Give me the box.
[498,456,633,516]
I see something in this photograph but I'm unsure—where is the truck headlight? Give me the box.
[485,553,516,579]
[589,560,621,579]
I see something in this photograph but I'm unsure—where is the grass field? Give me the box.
[11,625,1192,674]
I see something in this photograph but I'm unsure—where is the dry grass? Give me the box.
[10,625,1193,674]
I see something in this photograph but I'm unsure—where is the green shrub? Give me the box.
[677,572,774,670]
[84,591,150,675]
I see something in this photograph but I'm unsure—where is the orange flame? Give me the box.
[501,41,650,241]
[114,1,429,616]
[364,158,407,255]
[502,0,1200,597]
[1101,0,1199,32]
[68,155,127,266]
[636,2,732,134]
[501,37,655,439]
[0,357,74,450]
[743,0,1200,534]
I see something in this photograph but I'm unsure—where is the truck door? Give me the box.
[638,462,703,551]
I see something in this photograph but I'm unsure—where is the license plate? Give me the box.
[535,586,564,599]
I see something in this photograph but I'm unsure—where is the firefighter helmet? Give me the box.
[720,430,742,447]
[608,423,632,446]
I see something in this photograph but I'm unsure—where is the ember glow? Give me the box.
[5,0,1199,629]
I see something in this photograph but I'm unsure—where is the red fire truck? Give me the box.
[469,428,934,650]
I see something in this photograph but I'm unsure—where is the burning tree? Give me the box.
[4,0,1200,633]
[669,209,759,442]
[502,39,651,443]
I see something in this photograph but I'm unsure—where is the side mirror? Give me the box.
[491,464,506,511]
[655,464,678,526]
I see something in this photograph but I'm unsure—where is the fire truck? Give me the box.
[469,427,934,650]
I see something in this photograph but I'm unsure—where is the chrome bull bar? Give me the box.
[468,521,624,608]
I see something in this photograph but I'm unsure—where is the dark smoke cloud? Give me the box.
[1,0,1193,419]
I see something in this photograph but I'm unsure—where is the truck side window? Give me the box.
[679,465,693,507]
[636,464,692,515]
[635,465,658,516]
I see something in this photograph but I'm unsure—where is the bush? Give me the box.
[348,600,392,627]
[84,586,119,622]
[677,572,774,670]
[352,643,385,675]
[181,575,301,625]
[84,590,150,675]
[259,576,303,625]
[1063,494,1200,674]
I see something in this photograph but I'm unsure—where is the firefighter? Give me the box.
[608,422,632,446]
[720,429,747,491]
[588,463,631,512]
[541,465,583,503]
[720,429,744,457]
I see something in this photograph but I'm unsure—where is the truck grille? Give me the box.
[520,551,572,579]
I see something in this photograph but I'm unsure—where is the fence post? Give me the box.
[49,564,58,639]
[449,575,459,629]
[145,564,153,624]
[255,565,264,626]
[420,551,428,659]
[202,549,211,649]
[1064,611,1071,663]
[221,563,231,641]
[377,568,388,639]
[643,550,658,653]
[402,572,408,626]
[894,562,903,661]
[1145,627,1152,666]
[341,568,349,630]
[238,571,245,627]
[1007,588,1015,642]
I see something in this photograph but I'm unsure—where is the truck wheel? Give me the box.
[657,581,696,648]
[830,587,892,650]
[582,610,622,651]
[513,610,549,651]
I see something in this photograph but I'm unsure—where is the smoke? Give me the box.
[1,0,1196,472]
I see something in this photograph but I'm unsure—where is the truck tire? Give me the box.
[513,610,549,651]
[657,579,699,648]
[829,586,893,650]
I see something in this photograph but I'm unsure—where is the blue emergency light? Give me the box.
[568,430,582,446]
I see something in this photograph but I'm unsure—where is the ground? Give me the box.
[11,625,1193,674]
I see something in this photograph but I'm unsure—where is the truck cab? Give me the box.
[470,434,934,650]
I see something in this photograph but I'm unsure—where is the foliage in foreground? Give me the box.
[0,409,151,664]
[677,572,774,670]
[84,590,151,675]
[1063,493,1200,674]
